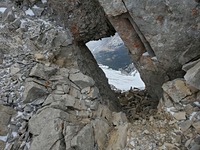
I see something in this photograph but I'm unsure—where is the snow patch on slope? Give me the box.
[99,65,145,91]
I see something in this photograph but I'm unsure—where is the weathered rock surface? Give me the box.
[47,0,115,42]
[2,0,200,150]
[23,81,48,103]
[0,105,16,136]
[184,61,200,90]
[29,63,57,80]
[162,79,192,103]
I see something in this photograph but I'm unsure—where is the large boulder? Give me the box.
[47,0,115,42]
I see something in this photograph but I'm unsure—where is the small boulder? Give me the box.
[71,124,95,150]
[193,121,200,133]
[29,63,57,80]
[184,61,200,90]
[69,72,95,89]
[173,111,186,121]
[162,79,192,103]
[23,81,48,103]
[0,105,16,136]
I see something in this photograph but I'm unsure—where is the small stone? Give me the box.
[179,120,192,132]
[163,92,174,107]
[184,61,200,90]
[193,121,200,133]
[32,6,44,16]
[23,81,48,103]
[10,63,20,75]
[185,104,194,115]
[34,53,45,61]
[169,120,177,125]
[173,111,186,120]
[62,84,70,94]
[0,50,3,64]
[164,143,178,149]
[0,105,16,135]
[52,31,73,47]
[194,137,200,145]
[112,112,128,126]
[98,0,127,17]
[3,10,15,23]
[90,101,99,110]
[81,87,91,94]
[88,87,99,100]
[185,139,192,148]
[69,72,95,89]
[24,105,33,113]
[162,79,192,103]
[8,18,21,30]
[182,59,200,72]
[143,130,150,134]
[29,63,57,80]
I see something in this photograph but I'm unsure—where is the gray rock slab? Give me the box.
[71,124,95,150]
[29,107,72,135]
[29,63,57,80]
[29,118,65,150]
[3,10,15,23]
[52,31,73,47]
[184,62,200,90]
[0,105,16,136]
[69,72,95,89]
[63,125,82,149]
[193,121,200,133]
[162,79,192,103]
[98,0,127,17]
[10,63,20,75]
[182,59,200,72]
[43,94,87,110]
[92,119,110,150]
[179,42,200,65]
[23,81,48,103]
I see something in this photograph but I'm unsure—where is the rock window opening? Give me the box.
[86,33,145,92]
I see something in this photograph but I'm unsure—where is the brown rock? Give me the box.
[179,120,192,132]
[107,124,130,150]
[193,121,200,133]
[173,111,186,120]
[162,79,192,103]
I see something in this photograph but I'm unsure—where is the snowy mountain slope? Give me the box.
[99,65,145,91]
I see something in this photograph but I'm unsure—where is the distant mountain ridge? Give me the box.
[86,33,134,71]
